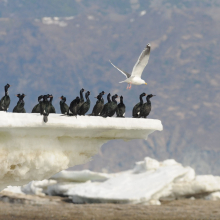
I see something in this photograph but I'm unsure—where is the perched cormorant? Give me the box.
[116,96,125,117]
[89,91,105,116]
[100,93,111,116]
[139,94,155,118]
[40,94,51,123]
[78,91,90,116]
[78,88,85,110]
[13,93,26,113]
[31,95,43,113]
[60,96,69,115]
[102,94,118,118]
[132,92,146,118]
[0,84,11,111]
[68,96,80,116]
[48,94,56,113]
[100,91,105,104]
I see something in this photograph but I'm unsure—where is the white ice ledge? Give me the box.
[0,112,162,190]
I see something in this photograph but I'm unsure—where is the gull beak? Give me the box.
[145,83,147,85]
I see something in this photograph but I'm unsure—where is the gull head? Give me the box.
[139,79,147,85]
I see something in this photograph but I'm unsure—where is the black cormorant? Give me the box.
[78,91,90,116]
[78,88,85,110]
[13,93,26,113]
[100,91,105,104]
[32,95,43,113]
[132,93,146,118]
[0,84,11,111]
[68,96,80,116]
[102,94,118,117]
[139,94,155,118]
[40,94,51,122]
[116,96,125,117]
[48,94,56,113]
[89,91,105,116]
[100,93,111,116]
[60,96,68,115]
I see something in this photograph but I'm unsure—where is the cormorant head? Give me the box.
[85,91,90,98]
[81,88,85,93]
[147,94,156,99]
[21,93,26,98]
[16,94,21,98]
[100,91,105,95]
[112,94,118,100]
[120,95,123,101]
[60,96,66,102]
[140,93,147,97]
[5,84,10,92]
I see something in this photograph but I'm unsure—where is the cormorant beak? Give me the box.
[144,94,147,96]
[145,83,147,85]
[60,97,62,99]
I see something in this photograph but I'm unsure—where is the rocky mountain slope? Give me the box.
[0,0,220,174]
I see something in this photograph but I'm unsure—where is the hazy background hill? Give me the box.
[0,0,220,174]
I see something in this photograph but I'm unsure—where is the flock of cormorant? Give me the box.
[0,84,155,123]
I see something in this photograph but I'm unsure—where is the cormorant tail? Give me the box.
[43,115,48,123]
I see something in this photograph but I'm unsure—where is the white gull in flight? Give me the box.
[110,43,151,89]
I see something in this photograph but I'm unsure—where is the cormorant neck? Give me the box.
[107,95,111,103]
[112,97,117,103]
[80,90,84,101]
[146,97,151,104]
[5,86,9,96]
[140,95,144,104]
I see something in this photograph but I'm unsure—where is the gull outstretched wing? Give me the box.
[109,60,131,78]
[131,44,151,78]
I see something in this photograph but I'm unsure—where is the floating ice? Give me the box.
[4,156,220,204]
[0,112,162,191]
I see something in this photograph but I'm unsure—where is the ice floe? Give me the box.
[5,157,220,205]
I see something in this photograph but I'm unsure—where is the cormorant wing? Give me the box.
[131,44,151,78]
[109,60,131,78]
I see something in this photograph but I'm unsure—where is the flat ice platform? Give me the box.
[0,112,162,139]
[0,112,163,190]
